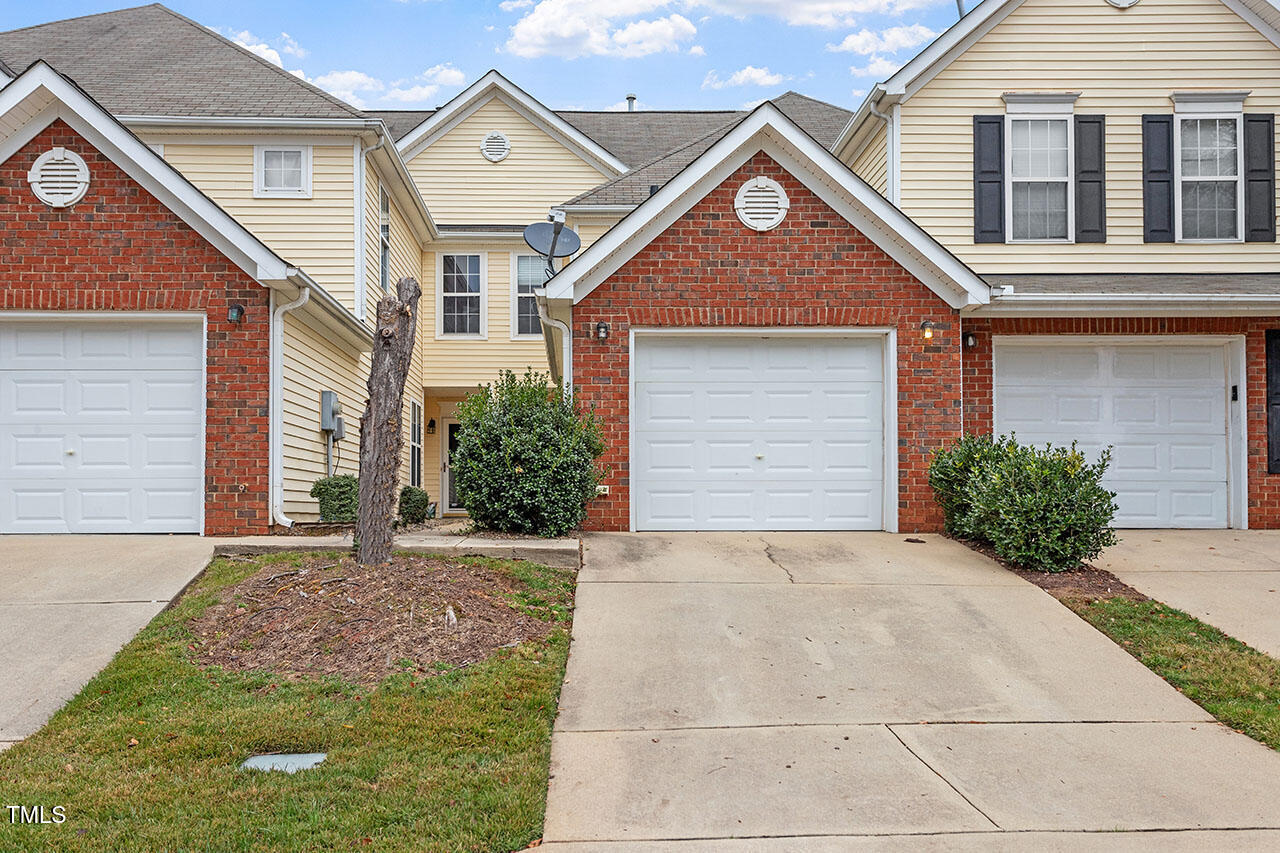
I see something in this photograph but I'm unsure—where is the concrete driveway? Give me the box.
[0,535,215,749]
[1099,530,1280,657]
[543,533,1280,850]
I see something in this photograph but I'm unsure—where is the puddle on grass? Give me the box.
[239,752,327,774]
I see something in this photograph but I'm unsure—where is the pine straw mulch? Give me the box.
[188,554,564,686]
[952,536,1149,603]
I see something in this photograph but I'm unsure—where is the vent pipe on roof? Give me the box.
[956,0,965,17]
[626,94,637,112]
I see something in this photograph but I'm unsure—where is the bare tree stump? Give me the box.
[356,277,422,565]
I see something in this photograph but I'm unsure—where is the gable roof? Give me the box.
[395,70,629,175]
[0,4,364,120]
[543,102,990,311]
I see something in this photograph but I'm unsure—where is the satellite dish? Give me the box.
[523,221,580,258]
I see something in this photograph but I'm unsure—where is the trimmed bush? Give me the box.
[929,435,1118,572]
[398,486,431,525]
[452,370,605,537]
[309,474,359,522]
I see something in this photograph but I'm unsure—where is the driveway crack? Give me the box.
[761,538,795,583]
[886,724,1001,829]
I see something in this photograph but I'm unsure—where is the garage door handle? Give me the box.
[755,454,764,459]
[65,449,75,456]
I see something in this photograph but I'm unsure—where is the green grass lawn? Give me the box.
[1066,597,1280,751]
[0,552,573,853]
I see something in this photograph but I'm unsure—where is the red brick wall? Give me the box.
[572,152,963,532]
[0,120,271,535]
[961,316,1280,528]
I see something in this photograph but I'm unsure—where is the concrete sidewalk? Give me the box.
[217,532,580,569]
[1099,530,1280,657]
[542,532,1280,850]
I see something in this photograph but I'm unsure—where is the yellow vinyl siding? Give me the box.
[568,216,624,252]
[403,98,610,224]
[897,0,1280,272]
[848,121,888,195]
[162,142,358,306]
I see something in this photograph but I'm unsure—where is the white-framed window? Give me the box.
[253,145,312,198]
[436,253,486,338]
[409,399,423,488]
[1176,115,1244,242]
[512,253,544,338]
[379,188,392,292]
[1006,116,1073,242]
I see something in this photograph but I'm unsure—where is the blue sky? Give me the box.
[3,1,965,112]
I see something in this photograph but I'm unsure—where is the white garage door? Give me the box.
[994,342,1229,528]
[632,335,885,531]
[0,318,204,533]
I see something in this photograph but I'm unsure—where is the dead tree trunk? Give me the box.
[356,276,422,565]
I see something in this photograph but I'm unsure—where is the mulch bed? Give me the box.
[189,555,555,685]
[953,536,1148,602]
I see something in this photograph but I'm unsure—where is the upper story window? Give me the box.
[438,253,485,338]
[379,189,392,291]
[254,145,311,199]
[513,254,544,338]
[1177,115,1242,242]
[1008,117,1072,241]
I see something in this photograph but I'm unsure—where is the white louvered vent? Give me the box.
[27,147,91,208]
[480,131,511,163]
[734,176,789,231]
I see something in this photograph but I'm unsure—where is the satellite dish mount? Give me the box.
[523,210,580,282]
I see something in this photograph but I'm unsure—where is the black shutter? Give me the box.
[1269,330,1280,474]
[1074,115,1106,243]
[1244,114,1276,243]
[973,115,1005,243]
[1142,114,1175,243]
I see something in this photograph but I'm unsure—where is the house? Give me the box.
[540,0,1280,532]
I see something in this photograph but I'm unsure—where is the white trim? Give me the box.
[434,251,488,340]
[437,230,530,242]
[409,399,424,489]
[626,326,900,533]
[1174,113,1245,244]
[543,104,989,311]
[439,416,465,515]
[253,144,312,199]
[119,115,379,130]
[137,134,354,147]
[510,251,545,340]
[1173,91,1251,114]
[353,139,366,321]
[888,103,902,206]
[991,334,1247,529]
[397,71,628,175]
[1004,113,1075,244]
[978,292,1280,316]
[1002,92,1080,112]
[148,142,164,156]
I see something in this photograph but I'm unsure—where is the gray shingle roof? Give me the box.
[987,274,1280,295]
[367,109,435,141]
[0,4,364,119]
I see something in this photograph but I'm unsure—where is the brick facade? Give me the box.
[962,316,1280,529]
[0,120,271,535]
[572,152,963,532]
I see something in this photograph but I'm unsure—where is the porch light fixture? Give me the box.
[227,303,246,324]
[426,418,436,435]
[920,320,935,340]
[963,332,978,348]
[596,321,610,341]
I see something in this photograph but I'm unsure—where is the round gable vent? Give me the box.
[480,131,511,163]
[27,147,91,208]
[734,176,789,231]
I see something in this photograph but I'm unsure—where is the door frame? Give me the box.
[627,326,899,533]
[438,416,465,515]
[991,335,1248,529]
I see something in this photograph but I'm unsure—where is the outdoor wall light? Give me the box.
[920,320,935,340]
[227,303,246,324]
[426,418,436,435]
[596,321,610,341]
[963,332,978,348]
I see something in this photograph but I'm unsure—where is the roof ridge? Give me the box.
[556,108,742,116]
[149,4,366,118]
[0,3,159,36]
[772,90,852,113]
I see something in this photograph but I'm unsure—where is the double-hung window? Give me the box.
[1007,116,1072,242]
[254,145,311,198]
[379,189,392,291]
[1177,115,1243,242]
[409,400,422,488]
[513,254,544,337]
[438,253,484,337]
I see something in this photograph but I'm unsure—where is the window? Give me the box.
[1007,117,1072,241]
[409,400,423,488]
[379,189,392,292]
[254,145,311,198]
[513,254,544,337]
[1177,116,1242,241]
[438,253,484,337]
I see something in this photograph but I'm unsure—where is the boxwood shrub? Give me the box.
[309,474,359,522]
[929,434,1119,572]
[398,485,431,525]
[451,370,604,537]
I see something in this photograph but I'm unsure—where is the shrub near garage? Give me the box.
[398,485,431,524]
[452,370,604,537]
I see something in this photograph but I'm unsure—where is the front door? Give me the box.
[443,419,464,513]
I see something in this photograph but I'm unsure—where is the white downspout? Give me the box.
[536,298,573,392]
[869,101,896,206]
[270,283,311,528]
[354,130,388,322]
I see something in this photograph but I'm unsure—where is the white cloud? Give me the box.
[740,97,768,109]
[826,24,936,54]
[693,0,934,28]
[848,55,903,78]
[383,84,442,104]
[688,44,706,55]
[419,63,467,86]
[500,0,534,8]
[226,29,283,66]
[505,2,697,59]
[850,87,867,97]
[312,70,385,108]
[279,32,308,59]
[702,64,787,90]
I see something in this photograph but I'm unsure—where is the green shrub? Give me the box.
[929,435,1119,572]
[452,370,605,537]
[398,486,431,525]
[309,474,358,522]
